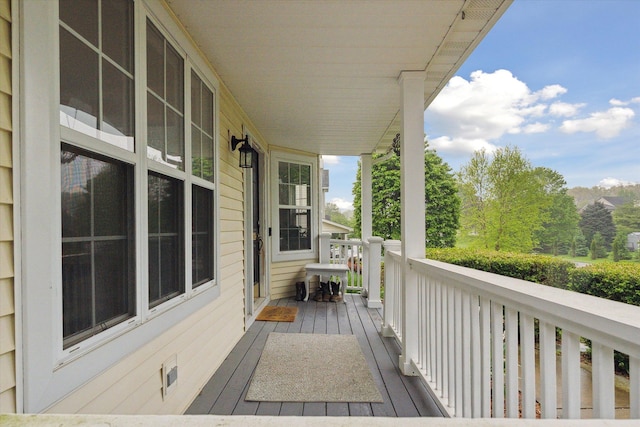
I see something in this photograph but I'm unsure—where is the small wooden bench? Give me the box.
[304,263,349,303]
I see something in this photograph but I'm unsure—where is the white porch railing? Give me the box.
[320,233,383,308]
[382,248,640,420]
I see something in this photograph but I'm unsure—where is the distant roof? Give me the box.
[322,219,353,235]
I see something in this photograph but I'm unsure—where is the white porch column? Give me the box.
[360,154,373,243]
[399,71,425,376]
[366,237,383,308]
[360,154,373,297]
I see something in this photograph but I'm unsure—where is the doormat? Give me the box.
[255,306,298,322]
[246,333,383,402]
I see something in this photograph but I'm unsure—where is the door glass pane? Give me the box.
[103,60,134,140]
[60,0,98,46]
[102,0,134,72]
[60,27,99,131]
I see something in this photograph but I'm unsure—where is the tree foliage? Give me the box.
[579,202,616,250]
[612,202,640,234]
[458,146,550,252]
[532,168,580,255]
[324,202,353,228]
[352,144,460,247]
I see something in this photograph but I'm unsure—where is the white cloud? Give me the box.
[429,136,498,157]
[522,122,550,134]
[534,84,567,100]
[597,177,639,189]
[322,155,340,165]
[329,197,353,211]
[560,107,635,139]
[549,101,585,117]
[610,97,640,106]
[425,70,569,157]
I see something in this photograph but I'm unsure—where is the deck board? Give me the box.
[186,294,444,418]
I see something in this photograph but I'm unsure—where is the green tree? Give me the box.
[458,146,547,252]
[612,202,640,234]
[579,202,616,250]
[573,230,589,257]
[532,168,580,255]
[352,143,460,247]
[612,231,632,262]
[324,202,353,228]
[590,232,607,259]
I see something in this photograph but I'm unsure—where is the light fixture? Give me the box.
[231,135,254,168]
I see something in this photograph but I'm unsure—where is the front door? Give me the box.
[245,143,267,321]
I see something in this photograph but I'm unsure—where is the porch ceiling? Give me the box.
[165,0,512,156]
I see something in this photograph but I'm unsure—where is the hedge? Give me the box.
[425,248,574,289]
[568,263,640,307]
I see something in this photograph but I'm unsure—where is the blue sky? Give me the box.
[324,0,640,212]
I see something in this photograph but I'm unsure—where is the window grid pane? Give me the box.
[192,185,214,287]
[190,71,214,182]
[59,0,135,148]
[277,160,313,252]
[147,20,185,170]
[61,144,135,349]
[148,172,185,308]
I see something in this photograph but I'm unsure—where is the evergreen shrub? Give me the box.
[425,248,574,289]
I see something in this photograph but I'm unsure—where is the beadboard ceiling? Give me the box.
[166,0,512,155]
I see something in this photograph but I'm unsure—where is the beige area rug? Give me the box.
[246,332,383,402]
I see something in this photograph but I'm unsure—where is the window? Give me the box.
[148,172,185,307]
[272,154,317,261]
[55,0,217,351]
[59,0,135,151]
[61,144,135,349]
[147,20,184,169]
[192,185,214,287]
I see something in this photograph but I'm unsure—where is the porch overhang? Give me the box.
[165,0,512,155]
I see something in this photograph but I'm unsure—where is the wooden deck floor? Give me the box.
[186,294,445,417]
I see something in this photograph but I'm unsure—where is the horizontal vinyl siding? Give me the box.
[45,81,251,414]
[270,259,316,300]
[0,0,15,413]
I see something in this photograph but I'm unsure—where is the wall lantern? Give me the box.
[231,135,254,168]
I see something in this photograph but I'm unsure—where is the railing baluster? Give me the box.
[592,342,614,418]
[520,313,535,418]
[435,280,443,397]
[447,285,455,410]
[429,277,437,383]
[479,296,491,417]
[505,308,519,418]
[491,301,505,418]
[454,287,463,416]
[462,291,472,417]
[632,356,640,418]
[539,321,557,419]
[471,294,481,417]
[562,331,581,419]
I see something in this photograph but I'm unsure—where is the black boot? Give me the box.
[314,282,326,301]
[322,281,332,302]
[329,280,342,302]
[295,281,306,301]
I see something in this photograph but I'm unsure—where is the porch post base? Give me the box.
[399,355,418,376]
[381,324,394,337]
[366,298,382,309]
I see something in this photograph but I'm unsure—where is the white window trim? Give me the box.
[270,151,318,262]
[18,0,221,412]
